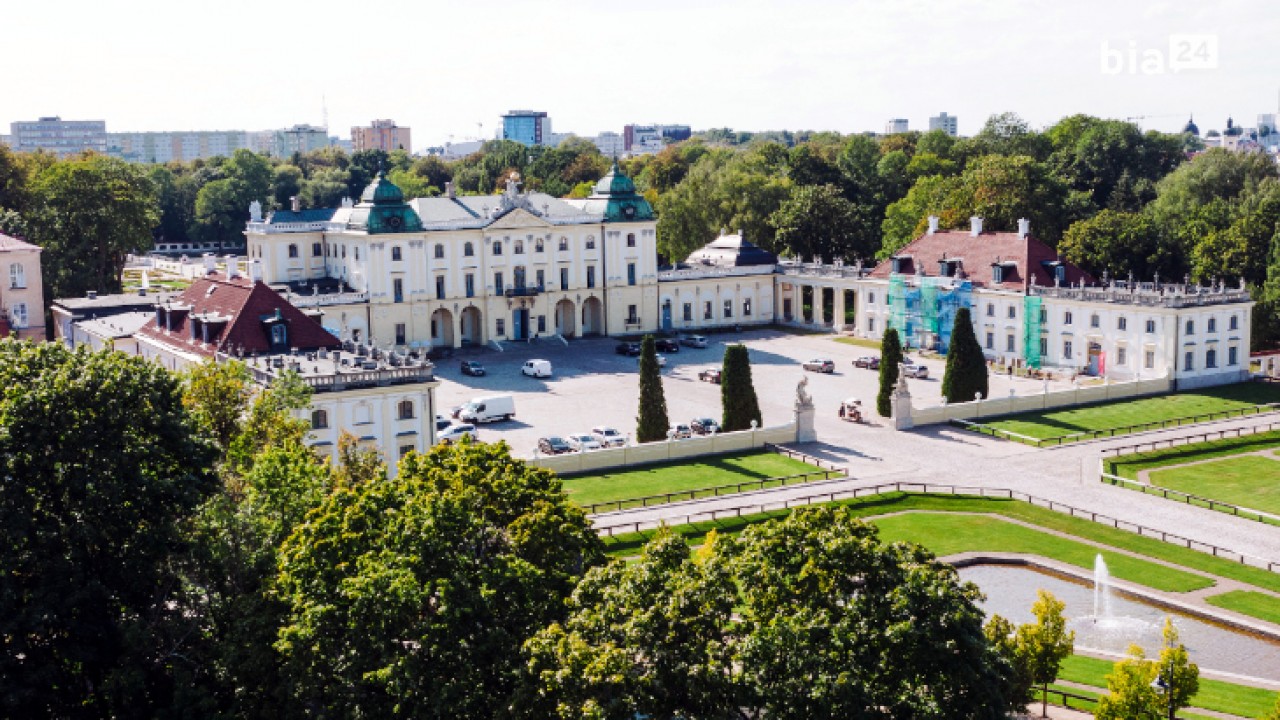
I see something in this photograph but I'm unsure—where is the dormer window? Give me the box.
[271,324,287,347]
[938,258,961,277]
[890,256,910,274]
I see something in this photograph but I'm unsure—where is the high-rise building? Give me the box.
[593,131,625,157]
[108,130,250,163]
[622,124,691,154]
[929,112,959,137]
[884,118,909,134]
[501,110,551,146]
[352,119,412,153]
[10,116,107,156]
[273,124,331,157]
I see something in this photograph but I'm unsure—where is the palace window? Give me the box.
[627,305,639,324]
[392,246,402,261]
[1206,348,1218,369]
[496,318,506,336]
[1118,316,1127,331]
[1229,346,1239,365]
[311,409,328,429]
[558,237,568,251]
[398,400,415,420]
[288,244,298,258]
[514,239,524,254]
[1185,320,1195,335]
[626,233,636,248]
[985,331,993,350]
[1063,340,1073,360]
[464,242,474,257]
[744,298,752,316]
[1090,314,1099,328]
[1230,315,1239,331]
[1007,306,1016,319]
[1145,319,1156,333]
[11,303,27,329]
[1064,311,1073,325]
[1117,347,1127,366]
[435,276,445,299]
[1006,334,1015,352]
[434,244,444,259]
[1208,317,1217,333]
[395,323,406,345]
[627,263,636,286]
[986,303,994,317]
[586,266,596,289]
[465,274,475,298]
[312,242,322,257]
[724,300,733,318]
[535,238,544,253]
[704,301,713,320]
[683,303,692,322]
[494,272,504,293]
[493,240,503,255]
[1145,350,1155,369]
[1184,351,1195,371]
[393,278,404,303]
[585,236,596,250]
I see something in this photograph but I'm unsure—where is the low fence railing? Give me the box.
[1100,472,1280,527]
[763,442,844,471]
[582,469,843,514]
[594,482,1280,573]
[954,404,1280,447]
[1100,420,1280,457]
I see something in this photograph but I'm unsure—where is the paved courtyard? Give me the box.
[434,327,1077,457]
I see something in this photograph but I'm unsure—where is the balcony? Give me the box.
[503,285,545,298]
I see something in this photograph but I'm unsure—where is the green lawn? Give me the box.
[981,383,1280,442]
[1108,431,1280,479]
[868,513,1211,592]
[561,451,819,509]
[1205,589,1280,624]
[1059,654,1280,718]
[602,493,1280,599]
[1149,454,1280,515]
[833,336,882,350]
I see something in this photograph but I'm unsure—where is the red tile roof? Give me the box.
[868,230,1094,290]
[137,273,339,358]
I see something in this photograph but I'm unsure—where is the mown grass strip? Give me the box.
[1060,654,1279,718]
[1205,589,1280,625]
[562,450,817,507]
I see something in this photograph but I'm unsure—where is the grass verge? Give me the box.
[1060,654,1279,718]
[980,382,1280,441]
[833,336,882,350]
[562,450,818,508]
[1205,590,1280,625]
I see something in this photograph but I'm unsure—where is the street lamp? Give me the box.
[1151,663,1175,720]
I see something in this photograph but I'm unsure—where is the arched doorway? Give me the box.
[430,308,455,347]
[459,306,482,346]
[554,298,576,338]
[581,296,604,336]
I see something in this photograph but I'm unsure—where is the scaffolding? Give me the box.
[1022,294,1043,369]
[887,274,972,353]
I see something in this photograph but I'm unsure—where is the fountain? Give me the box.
[1093,554,1112,621]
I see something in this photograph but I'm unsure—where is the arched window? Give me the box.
[464,242,474,257]
[288,244,299,258]
[311,409,329,429]
[1206,348,1218,369]
[514,239,525,254]
[435,244,445,259]
[8,263,24,289]
[397,400,415,419]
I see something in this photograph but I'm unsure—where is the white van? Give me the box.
[458,395,516,423]
[521,359,553,378]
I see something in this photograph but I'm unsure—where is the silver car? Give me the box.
[901,363,929,379]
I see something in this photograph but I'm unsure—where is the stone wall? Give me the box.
[910,375,1174,426]
[526,423,797,475]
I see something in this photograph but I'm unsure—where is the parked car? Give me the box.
[853,356,880,370]
[521,359,553,377]
[901,363,930,379]
[437,423,476,445]
[537,436,574,455]
[640,353,668,368]
[670,423,692,439]
[458,395,516,423]
[460,360,486,376]
[802,358,835,373]
[655,338,680,353]
[566,432,603,452]
[691,417,721,435]
[591,426,627,448]
[698,368,722,384]
[615,342,642,356]
[681,335,708,348]
[435,414,452,432]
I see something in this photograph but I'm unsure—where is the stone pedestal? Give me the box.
[795,401,817,442]
[891,374,914,430]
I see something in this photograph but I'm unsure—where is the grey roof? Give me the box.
[76,311,154,339]
[409,192,601,230]
[685,233,778,267]
[267,208,337,224]
[54,290,177,314]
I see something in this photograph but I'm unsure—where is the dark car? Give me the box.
[615,342,642,356]
[698,369,722,384]
[537,436,574,455]
[691,417,721,435]
[853,356,880,370]
[460,360,486,376]
[655,338,680,353]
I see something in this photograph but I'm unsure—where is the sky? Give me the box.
[4,0,1279,152]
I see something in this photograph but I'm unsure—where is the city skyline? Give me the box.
[5,0,1279,151]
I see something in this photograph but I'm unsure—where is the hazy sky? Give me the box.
[5,0,1278,150]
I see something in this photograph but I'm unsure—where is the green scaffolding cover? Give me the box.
[1023,294,1043,369]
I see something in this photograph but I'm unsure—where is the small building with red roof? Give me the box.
[0,232,45,340]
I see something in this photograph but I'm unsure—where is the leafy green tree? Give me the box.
[721,343,762,432]
[771,183,876,263]
[272,164,303,207]
[942,307,989,404]
[1059,209,1167,281]
[182,359,254,455]
[1046,115,1184,211]
[636,335,670,442]
[225,369,311,478]
[276,440,604,719]
[1252,227,1280,349]
[0,341,218,716]
[521,529,739,719]
[1095,645,1162,720]
[1190,179,1280,285]
[1152,618,1199,719]
[27,154,159,299]
[1017,590,1075,717]
[880,174,964,258]
[332,429,387,486]
[193,150,273,246]
[952,154,1071,243]
[877,327,902,417]
[656,151,792,261]
[984,614,1033,712]
[733,507,1010,719]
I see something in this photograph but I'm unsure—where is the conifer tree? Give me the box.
[877,328,903,417]
[721,344,763,431]
[636,335,670,442]
[942,307,989,403]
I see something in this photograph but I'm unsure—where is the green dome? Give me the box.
[593,161,637,196]
[360,172,405,204]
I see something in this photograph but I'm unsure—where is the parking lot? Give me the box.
[433,328,1078,458]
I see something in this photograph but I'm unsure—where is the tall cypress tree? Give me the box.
[721,344,763,431]
[636,335,670,443]
[877,328,903,417]
[942,307,989,403]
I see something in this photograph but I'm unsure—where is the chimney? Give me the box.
[203,253,216,275]
[969,216,983,237]
[927,215,939,235]
[445,181,456,199]
[1017,218,1030,238]
[225,255,239,279]
[290,196,301,213]
[249,259,263,284]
